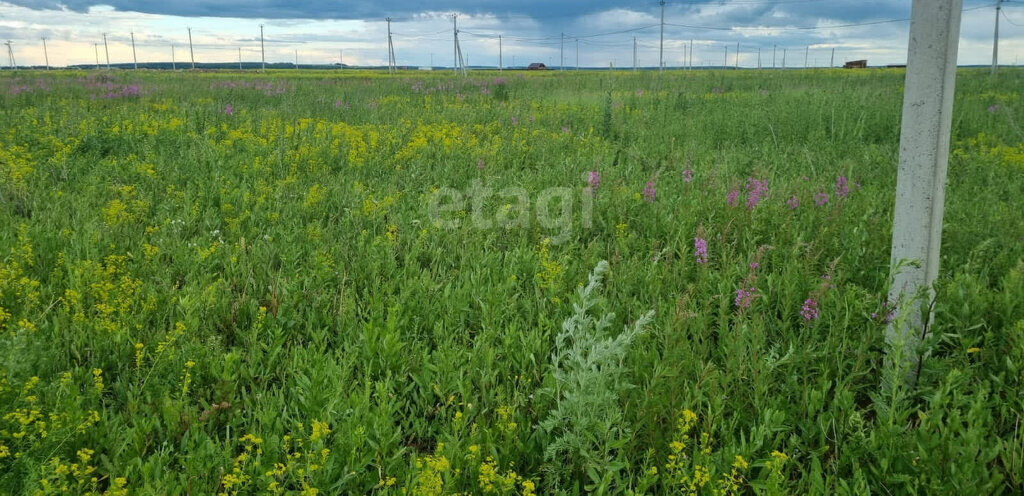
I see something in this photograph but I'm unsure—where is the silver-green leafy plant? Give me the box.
[539,260,655,491]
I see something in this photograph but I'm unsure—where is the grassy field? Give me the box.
[1,67,1023,495]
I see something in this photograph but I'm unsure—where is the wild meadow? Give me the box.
[0,67,1023,495]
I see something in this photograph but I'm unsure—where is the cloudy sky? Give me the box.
[0,0,1022,68]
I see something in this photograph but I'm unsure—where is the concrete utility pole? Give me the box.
[498,35,502,72]
[735,42,740,69]
[187,27,195,69]
[260,24,265,72]
[94,43,99,69]
[294,49,298,68]
[103,33,110,69]
[576,38,579,70]
[992,0,1002,74]
[773,44,777,68]
[386,17,395,73]
[340,50,343,69]
[659,0,666,72]
[887,0,963,389]
[626,36,634,70]
[724,45,728,68]
[831,47,835,68]
[131,31,138,69]
[757,47,761,68]
[560,32,564,71]
[690,39,693,70]
[239,47,242,70]
[171,45,176,70]
[4,41,14,70]
[452,14,459,74]
[41,38,49,70]
[783,48,787,68]
[805,45,809,68]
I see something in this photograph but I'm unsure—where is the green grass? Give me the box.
[0,67,1023,495]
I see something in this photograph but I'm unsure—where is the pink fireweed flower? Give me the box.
[224,103,234,115]
[735,287,756,309]
[814,192,829,207]
[746,178,769,209]
[727,189,740,207]
[835,176,849,199]
[694,237,708,264]
[801,298,819,322]
[477,159,486,170]
[787,195,799,210]
[682,169,694,183]
[643,181,656,202]
[587,171,600,192]
[511,115,518,125]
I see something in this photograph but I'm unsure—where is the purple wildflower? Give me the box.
[694,237,708,264]
[477,159,486,170]
[801,298,819,322]
[787,195,799,210]
[682,169,694,183]
[735,287,756,309]
[529,114,535,123]
[835,176,849,199]
[643,181,656,202]
[587,171,600,192]
[988,104,1000,114]
[814,192,829,207]
[746,178,769,209]
[511,116,518,125]
[561,125,570,134]
[225,103,234,115]
[727,189,740,207]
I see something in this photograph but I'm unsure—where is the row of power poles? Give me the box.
[0,3,1013,72]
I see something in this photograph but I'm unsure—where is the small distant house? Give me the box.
[843,60,868,69]
[527,62,547,70]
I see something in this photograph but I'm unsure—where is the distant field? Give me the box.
[1,68,1022,495]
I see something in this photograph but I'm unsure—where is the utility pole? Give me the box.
[171,45,176,70]
[41,38,49,70]
[239,47,242,70]
[386,17,395,73]
[724,45,728,69]
[294,49,298,68]
[131,31,138,69]
[659,0,666,72]
[103,33,110,69]
[452,14,458,74]
[805,45,809,68]
[689,39,694,70]
[773,44,777,68]
[498,35,502,72]
[187,27,195,69]
[260,24,265,72]
[576,38,579,70]
[831,47,835,67]
[736,42,740,69]
[783,48,787,68]
[887,0,963,389]
[560,33,564,71]
[633,36,637,71]
[340,50,344,69]
[4,41,14,70]
[94,43,99,69]
[992,0,1002,74]
[758,47,761,69]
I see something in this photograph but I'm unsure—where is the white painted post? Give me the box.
[887,0,962,387]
